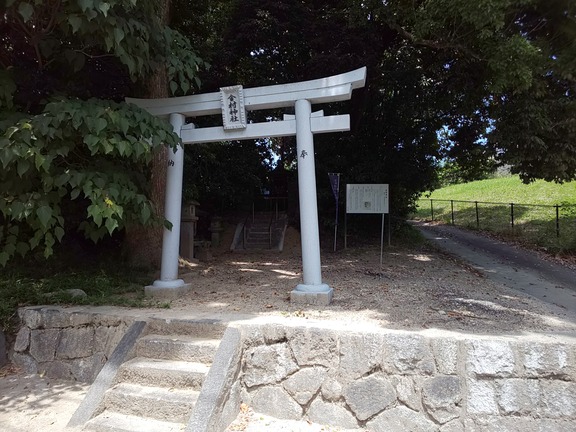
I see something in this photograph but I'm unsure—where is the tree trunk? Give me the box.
[124,0,171,269]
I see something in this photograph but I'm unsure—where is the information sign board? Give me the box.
[346,184,389,214]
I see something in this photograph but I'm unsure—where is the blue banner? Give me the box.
[328,173,340,202]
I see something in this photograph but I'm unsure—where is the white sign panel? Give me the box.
[220,85,247,130]
[346,184,389,214]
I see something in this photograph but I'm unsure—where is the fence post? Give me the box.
[556,204,560,238]
[475,201,479,229]
[430,199,434,221]
[510,203,514,228]
[451,200,455,225]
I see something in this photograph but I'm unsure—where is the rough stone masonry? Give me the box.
[11,307,131,382]
[238,322,576,432]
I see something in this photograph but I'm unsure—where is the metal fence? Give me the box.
[418,199,576,250]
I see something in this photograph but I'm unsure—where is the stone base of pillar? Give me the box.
[290,284,333,306]
[145,280,192,299]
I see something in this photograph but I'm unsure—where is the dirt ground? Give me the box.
[2,226,576,431]
[170,226,576,335]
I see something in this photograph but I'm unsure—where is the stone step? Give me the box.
[244,245,273,250]
[247,231,270,237]
[136,334,220,363]
[117,357,209,389]
[246,239,271,244]
[144,319,227,339]
[104,383,198,423]
[84,411,184,432]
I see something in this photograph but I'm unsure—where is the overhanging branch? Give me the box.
[391,23,482,60]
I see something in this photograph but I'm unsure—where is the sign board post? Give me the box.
[345,184,390,267]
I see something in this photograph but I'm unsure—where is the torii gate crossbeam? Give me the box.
[127,67,367,305]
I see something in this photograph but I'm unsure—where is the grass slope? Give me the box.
[416,176,576,252]
[424,176,576,205]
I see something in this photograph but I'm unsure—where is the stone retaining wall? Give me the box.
[7,307,576,431]
[11,307,133,382]
[238,323,576,431]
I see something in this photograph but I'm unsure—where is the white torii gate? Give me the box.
[127,67,366,305]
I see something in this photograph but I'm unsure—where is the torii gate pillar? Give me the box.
[292,99,332,304]
[144,113,192,298]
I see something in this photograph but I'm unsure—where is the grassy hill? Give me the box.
[422,176,576,205]
[415,176,576,252]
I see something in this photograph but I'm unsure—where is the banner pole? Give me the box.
[329,173,340,252]
[388,213,391,246]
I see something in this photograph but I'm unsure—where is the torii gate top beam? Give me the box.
[127,67,366,118]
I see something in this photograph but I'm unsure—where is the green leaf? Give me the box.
[29,231,42,249]
[88,205,103,227]
[104,217,118,234]
[55,172,71,187]
[70,188,81,200]
[15,241,29,257]
[0,252,8,267]
[43,232,54,258]
[141,204,151,223]
[54,226,65,242]
[118,117,129,135]
[78,0,94,13]
[17,159,30,177]
[117,140,127,156]
[93,177,105,189]
[17,2,34,22]
[169,81,178,95]
[84,134,99,151]
[94,118,107,134]
[10,201,25,219]
[114,27,125,45]
[0,141,14,169]
[37,205,53,228]
[98,2,110,16]
[68,15,83,33]
[34,152,46,170]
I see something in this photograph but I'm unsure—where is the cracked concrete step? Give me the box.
[84,411,184,432]
[136,334,220,363]
[117,357,210,389]
[103,383,198,423]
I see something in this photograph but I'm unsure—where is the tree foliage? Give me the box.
[182,0,574,225]
[0,0,206,266]
[390,0,576,183]
[0,99,180,266]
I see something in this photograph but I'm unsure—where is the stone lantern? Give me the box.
[180,201,199,260]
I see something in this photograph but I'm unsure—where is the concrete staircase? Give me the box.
[240,212,287,251]
[84,324,223,432]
